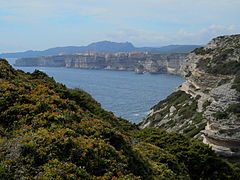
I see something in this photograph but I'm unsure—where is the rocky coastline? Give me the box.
[14,52,187,75]
[139,34,240,157]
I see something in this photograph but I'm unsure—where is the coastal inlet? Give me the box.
[9,58,185,123]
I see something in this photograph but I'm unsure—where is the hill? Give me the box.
[139,34,240,158]
[0,41,200,58]
[0,58,240,179]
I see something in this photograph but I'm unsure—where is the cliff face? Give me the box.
[2,58,239,179]
[15,52,187,74]
[139,34,240,157]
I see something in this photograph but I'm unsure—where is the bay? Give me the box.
[6,58,185,123]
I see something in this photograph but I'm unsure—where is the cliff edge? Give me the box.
[2,58,239,179]
[15,52,187,75]
[139,34,240,157]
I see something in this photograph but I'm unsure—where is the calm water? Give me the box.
[7,58,184,123]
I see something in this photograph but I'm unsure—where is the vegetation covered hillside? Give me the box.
[139,34,240,158]
[0,58,239,179]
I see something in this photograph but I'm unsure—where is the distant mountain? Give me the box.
[0,41,200,58]
[138,45,201,53]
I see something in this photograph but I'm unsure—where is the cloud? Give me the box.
[1,0,240,24]
[176,25,240,44]
[0,0,107,23]
[0,0,239,51]
[107,28,167,44]
[106,25,240,46]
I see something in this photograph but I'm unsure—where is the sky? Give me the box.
[0,0,240,53]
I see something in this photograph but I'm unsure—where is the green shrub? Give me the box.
[183,125,196,134]
[192,113,203,124]
[207,61,240,75]
[133,128,240,180]
[178,100,198,119]
[0,161,13,180]
[193,47,212,55]
[202,100,211,110]
[1,59,240,180]
[186,122,206,138]
[196,58,211,71]
[153,91,191,111]
[227,103,240,114]
[214,111,229,119]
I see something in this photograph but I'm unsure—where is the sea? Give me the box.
[6,58,185,123]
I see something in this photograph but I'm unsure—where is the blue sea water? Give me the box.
[6,58,185,123]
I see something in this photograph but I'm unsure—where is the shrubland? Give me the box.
[0,59,239,179]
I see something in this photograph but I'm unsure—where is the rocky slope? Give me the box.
[139,34,240,157]
[1,58,239,179]
[15,52,187,74]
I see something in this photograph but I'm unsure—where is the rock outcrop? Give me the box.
[2,58,239,179]
[139,34,240,157]
[15,52,187,75]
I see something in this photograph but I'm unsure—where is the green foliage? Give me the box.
[153,90,191,111]
[38,159,90,180]
[207,61,240,75]
[0,59,239,180]
[202,100,211,110]
[178,100,198,119]
[195,47,240,75]
[214,103,240,120]
[211,48,234,63]
[185,122,206,138]
[214,111,229,119]
[192,47,213,55]
[227,103,240,115]
[0,58,18,79]
[151,90,205,136]
[133,142,189,179]
[192,113,203,124]
[0,59,142,179]
[183,125,196,134]
[133,128,240,180]
[196,58,211,71]
[0,161,13,180]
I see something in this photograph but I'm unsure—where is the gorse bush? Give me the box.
[132,128,240,180]
[0,59,239,179]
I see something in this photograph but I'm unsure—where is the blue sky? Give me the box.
[0,0,240,52]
